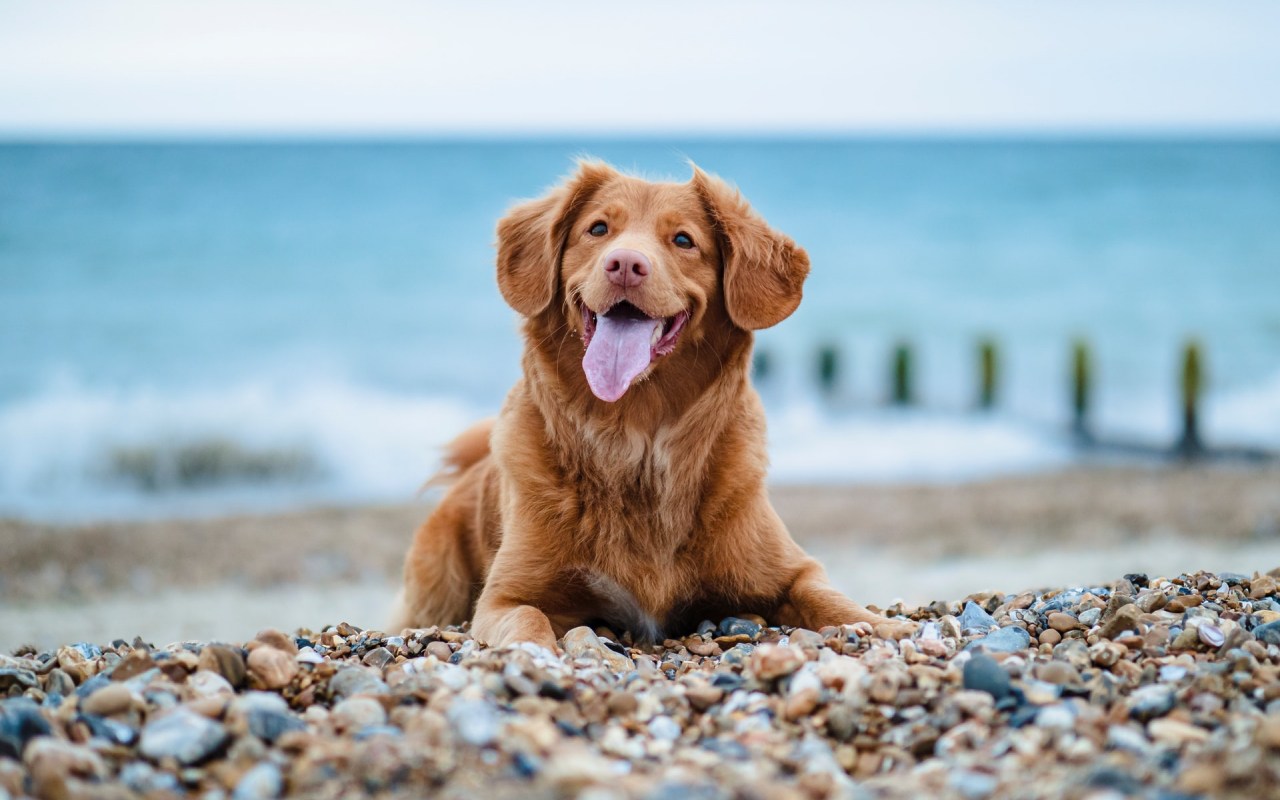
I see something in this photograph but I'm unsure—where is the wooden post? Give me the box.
[891,342,913,406]
[1071,339,1091,441]
[1177,340,1204,456]
[977,338,998,410]
[817,344,839,397]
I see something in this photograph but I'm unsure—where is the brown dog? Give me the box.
[393,161,910,649]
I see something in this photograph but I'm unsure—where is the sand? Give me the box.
[2,465,1278,652]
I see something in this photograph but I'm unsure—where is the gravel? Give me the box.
[3,569,1280,798]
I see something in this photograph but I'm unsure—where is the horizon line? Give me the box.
[2,127,1279,145]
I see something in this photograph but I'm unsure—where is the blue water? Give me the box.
[2,140,1278,518]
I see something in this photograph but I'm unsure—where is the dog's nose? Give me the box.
[603,248,650,288]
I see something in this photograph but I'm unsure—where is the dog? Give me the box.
[392,161,912,649]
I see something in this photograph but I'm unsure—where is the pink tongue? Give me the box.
[583,313,661,402]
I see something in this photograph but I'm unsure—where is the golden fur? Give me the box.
[392,161,909,648]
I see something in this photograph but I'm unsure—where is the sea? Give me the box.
[2,139,1278,520]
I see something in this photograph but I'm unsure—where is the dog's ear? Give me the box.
[692,166,810,330]
[496,161,616,317]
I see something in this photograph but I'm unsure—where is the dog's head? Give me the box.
[496,161,809,403]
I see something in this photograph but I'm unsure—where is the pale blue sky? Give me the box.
[2,0,1278,136]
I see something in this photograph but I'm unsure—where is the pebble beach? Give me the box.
[5,570,1280,798]
[4,465,1280,798]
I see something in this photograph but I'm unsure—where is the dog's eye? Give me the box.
[673,232,695,249]
[588,221,608,237]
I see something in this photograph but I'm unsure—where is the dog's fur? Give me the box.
[392,161,907,648]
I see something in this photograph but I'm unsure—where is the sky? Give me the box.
[1,1,1278,137]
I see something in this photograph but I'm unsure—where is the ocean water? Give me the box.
[1,139,1278,519]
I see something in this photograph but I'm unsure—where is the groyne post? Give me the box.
[1177,340,1204,457]
[1071,339,1092,442]
[977,338,998,410]
[891,342,914,406]
[817,344,840,397]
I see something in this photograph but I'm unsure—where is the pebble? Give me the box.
[647,715,681,741]
[1047,612,1079,633]
[1252,619,1280,646]
[329,666,388,699]
[749,644,805,681]
[561,626,634,672]
[198,644,247,687]
[188,669,235,698]
[716,617,763,641]
[0,669,37,693]
[252,629,299,655]
[332,696,387,731]
[1035,703,1076,731]
[233,761,284,800]
[1128,685,1176,722]
[246,646,297,690]
[965,625,1032,653]
[1148,718,1209,747]
[24,737,106,791]
[232,692,305,743]
[79,682,134,716]
[447,698,501,746]
[0,698,52,758]
[139,707,228,765]
[1098,603,1143,639]
[957,601,998,632]
[962,653,1013,700]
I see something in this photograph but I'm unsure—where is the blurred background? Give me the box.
[2,1,1278,649]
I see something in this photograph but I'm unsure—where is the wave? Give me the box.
[0,378,482,520]
[1,368,1277,521]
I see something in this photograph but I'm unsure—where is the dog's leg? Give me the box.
[392,499,482,632]
[471,599,559,651]
[775,559,917,640]
[466,529,568,650]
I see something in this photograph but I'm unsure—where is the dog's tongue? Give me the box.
[583,308,661,402]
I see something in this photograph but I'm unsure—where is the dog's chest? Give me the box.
[567,425,697,551]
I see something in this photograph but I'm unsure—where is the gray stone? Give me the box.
[962,653,1013,700]
[720,644,755,666]
[328,666,388,699]
[79,713,138,746]
[447,698,500,746]
[333,696,387,731]
[70,642,102,660]
[949,769,998,800]
[648,715,681,741]
[1128,684,1176,722]
[716,617,763,640]
[233,762,283,800]
[957,601,998,633]
[44,668,74,699]
[233,692,305,743]
[1253,620,1280,646]
[0,668,37,692]
[1034,703,1076,731]
[119,761,182,795]
[1106,723,1153,755]
[964,626,1032,654]
[1159,665,1188,682]
[139,707,228,765]
[0,697,52,758]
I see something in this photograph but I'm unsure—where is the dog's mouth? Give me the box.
[579,300,690,403]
